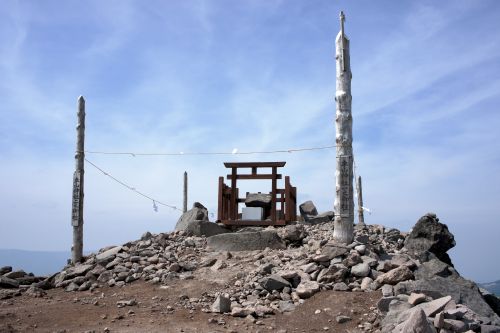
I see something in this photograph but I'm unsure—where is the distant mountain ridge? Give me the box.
[479,280,500,296]
[0,249,70,276]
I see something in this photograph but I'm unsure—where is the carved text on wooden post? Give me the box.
[71,170,82,226]
[338,155,352,217]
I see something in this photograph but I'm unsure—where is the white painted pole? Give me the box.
[183,171,188,213]
[357,176,365,226]
[71,96,85,264]
[333,11,354,244]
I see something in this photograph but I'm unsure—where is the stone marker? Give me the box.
[185,220,229,237]
[211,294,231,313]
[206,230,285,252]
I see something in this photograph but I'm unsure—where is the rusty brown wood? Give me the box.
[236,187,239,219]
[230,167,237,221]
[285,176,291,222]
[224,184,230,221]
[224,162,286,168]
[221,219,286,226]
[218,161,296,226]
[271,166,277,224]
[226,174,282,180]
[218,176,224,221]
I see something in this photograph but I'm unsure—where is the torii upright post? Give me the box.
[71,96,85,264]
[333,11,354,244]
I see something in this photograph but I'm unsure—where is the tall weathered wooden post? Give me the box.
[356,176,365,226]
[71,96,85,264]
[183,171,188,213]
[333,11,354,244]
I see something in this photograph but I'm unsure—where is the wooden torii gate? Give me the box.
[217,161,297,226]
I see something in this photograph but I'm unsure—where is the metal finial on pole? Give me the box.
[339,11,346,72]
[71,95,85,264]
[183,171,188,213]
[340,11,345,35]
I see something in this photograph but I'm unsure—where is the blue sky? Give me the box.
[1,0,499,282]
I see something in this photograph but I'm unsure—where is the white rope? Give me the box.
[85,158,182,212]
[82,145,338,157]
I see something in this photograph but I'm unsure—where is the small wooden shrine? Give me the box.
[217,162,297,226]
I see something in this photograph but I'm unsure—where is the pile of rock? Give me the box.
[51,230,209,293]
[0,267,43,288]
[380,293,500,333]
[195,222,418,324]
[1,206,499,332]
[0,267,47,299]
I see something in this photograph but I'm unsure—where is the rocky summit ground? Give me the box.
[0,280,381,333]
[1,209,499,333]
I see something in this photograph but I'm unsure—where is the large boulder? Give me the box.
[305,211,334,224]
[245,193,271,208]
[4,270,26,279]
[317,265,348,283]
[416,295,452,317]
[279,224,307,243]
[211,294,231,313]
[296,281,320,299]
[96,246,122,262]
[376,266,414,285]
[321,244,350,260]
[298,201,334,224]
[404,213,455,266]
[480,288,500,317]
[414,258,457,280]
[206,230,286,252]
[66,264,93,279]
[175,202,209,231]
[351,263,371,278]
[259,274,291,291]
[395,276,500,324]
[0,266,12,275]
[0,276,19,289]
[400,308,435,333]
[299,200,318,216]
[185,221,230,237]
